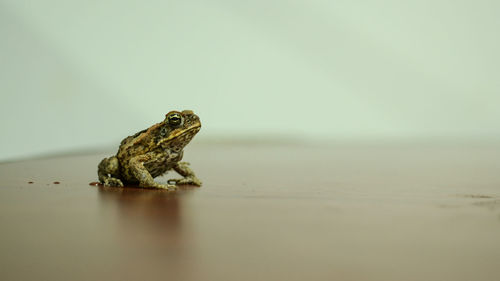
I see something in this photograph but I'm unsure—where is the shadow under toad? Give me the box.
[97,185,198,279]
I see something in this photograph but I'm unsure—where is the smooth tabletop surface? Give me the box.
[1,143,500,281]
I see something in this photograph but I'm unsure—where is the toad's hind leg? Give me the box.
[98,156,124,187]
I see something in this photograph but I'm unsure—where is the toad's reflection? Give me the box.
[97,186,197,279]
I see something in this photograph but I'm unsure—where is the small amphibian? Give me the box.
[97,110,202,190]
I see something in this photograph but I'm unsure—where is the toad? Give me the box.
[97,110,202,190]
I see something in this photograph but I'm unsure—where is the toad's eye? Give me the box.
[167,113,182,127]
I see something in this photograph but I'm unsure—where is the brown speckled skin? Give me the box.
[98,110,202,190]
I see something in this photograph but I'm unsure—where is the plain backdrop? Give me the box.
[1,0,499,161]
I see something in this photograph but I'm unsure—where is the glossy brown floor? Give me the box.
[1,143,500,281]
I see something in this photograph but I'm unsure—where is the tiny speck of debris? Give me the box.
[89,182,101,187]
[53,181,60,184]
[28,181,34,184]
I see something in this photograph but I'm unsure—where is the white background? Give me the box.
[1,0,499,160]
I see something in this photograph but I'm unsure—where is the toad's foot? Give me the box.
[171,162,202,186]
[104,177,124,187]
[141,181,178,191]
[168,176,202,186]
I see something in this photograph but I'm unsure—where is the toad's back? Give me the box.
[116,123,163,168]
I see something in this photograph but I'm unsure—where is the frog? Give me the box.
[97,110,202,190]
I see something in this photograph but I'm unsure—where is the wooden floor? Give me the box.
[1,143,499,281]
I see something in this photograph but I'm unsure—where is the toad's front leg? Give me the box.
[129,154,177,190]
[170,162,202,186]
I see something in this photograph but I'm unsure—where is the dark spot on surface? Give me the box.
[89,182,102,187]
[28,181,34,184]
[53,181,60,184]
